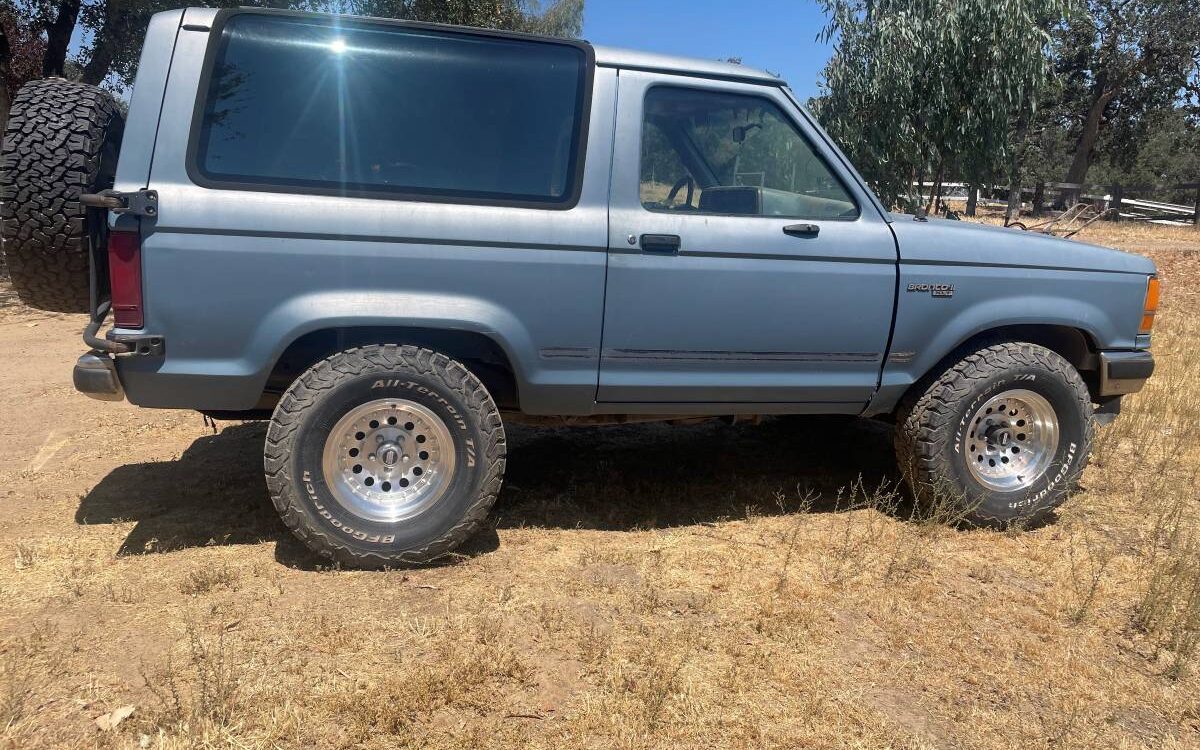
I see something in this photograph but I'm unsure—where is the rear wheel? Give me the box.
[895,342,1093,526]
[265,345,506,567]
[0,78,124,312]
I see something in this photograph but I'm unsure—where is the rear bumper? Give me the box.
[73,351,125,401]
[1099,350,1154,396]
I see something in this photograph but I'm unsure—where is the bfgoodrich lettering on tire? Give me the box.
[895,342,1094,526]
[265,345,506,567]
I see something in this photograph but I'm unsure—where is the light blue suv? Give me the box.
[0,8,1158,566]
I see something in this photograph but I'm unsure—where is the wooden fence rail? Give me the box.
[1035,181,1200,226]
[921,181,1200,226]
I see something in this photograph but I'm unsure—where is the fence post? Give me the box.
[1110,185,1122,222]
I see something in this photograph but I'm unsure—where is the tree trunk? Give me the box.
[80,36,115,85]
[0,24,11,135]
[80,0,127,85]
[41,0,80,77]
[925,162,945,215]
[966,184,978,216]
[1064,85,1118,187]
[1005,186,1022,225]
[1004,144,1023,225]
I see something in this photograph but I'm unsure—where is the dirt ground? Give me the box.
[1,221,1199,749]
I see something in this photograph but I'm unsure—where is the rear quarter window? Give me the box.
[189,12,592,208]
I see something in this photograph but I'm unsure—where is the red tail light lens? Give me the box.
[108,228,143,328]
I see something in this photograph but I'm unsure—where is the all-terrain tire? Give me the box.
[895,342,1094,527]
[265,345,506,568]
[0,78,125,312]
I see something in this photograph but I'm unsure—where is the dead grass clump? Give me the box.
[178,562,240,595]
[329,614,532,742]
[0,653,32,740]
[813,476,970,588]
[12,541,37,570]
[1090,303,1200,677]
[1063,530,1116,625]
[1,624,56,744]
[142,619,242,735]
[1130,486,1200,679]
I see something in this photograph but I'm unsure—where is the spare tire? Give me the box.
[0,78,125,312]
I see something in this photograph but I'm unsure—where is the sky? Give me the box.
[582,0,835,101]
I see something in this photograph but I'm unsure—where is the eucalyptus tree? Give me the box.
[812,0,1069,211]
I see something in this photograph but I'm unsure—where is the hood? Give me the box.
[889,215,1157,276]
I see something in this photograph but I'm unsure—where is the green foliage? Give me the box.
[344,0,582,38]
[1090,108,1200,201]
[6,0,581,91]
[0,1,44,93]
[812,0,1069,209]
[1049,0,1200,184]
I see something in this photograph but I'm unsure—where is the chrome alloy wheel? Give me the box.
[962,389,1059,492]
[321,399,456,523]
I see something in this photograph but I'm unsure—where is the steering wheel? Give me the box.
[665,175,695,210]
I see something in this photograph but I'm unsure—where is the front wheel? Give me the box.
[265,345,506,567]
[895,342,1094,526]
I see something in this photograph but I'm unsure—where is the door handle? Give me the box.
[783,223,820,238]
[640,233,681,254]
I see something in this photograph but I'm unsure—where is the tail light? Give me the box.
[108,227,143,328]
[1139,275,1160,335]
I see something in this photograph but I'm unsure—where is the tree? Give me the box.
[812,0,1068,210]
[1090,107,1200,201]
[0,1,45,125]
[346,0,581,38]
[9,0,581,93]
[1055,0,1200,186]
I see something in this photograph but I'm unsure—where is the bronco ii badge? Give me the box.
[907,282,955,298]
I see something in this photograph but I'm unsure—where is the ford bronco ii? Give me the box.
[0,8,1158,566]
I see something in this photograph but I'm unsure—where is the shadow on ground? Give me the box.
[76,416,900,566]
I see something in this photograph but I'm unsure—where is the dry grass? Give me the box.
[0,220,1198,748]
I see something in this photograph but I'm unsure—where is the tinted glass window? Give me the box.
[194,13,589,205]
[640,87,858,219]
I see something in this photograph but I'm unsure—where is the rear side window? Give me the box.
[191,12,591,207]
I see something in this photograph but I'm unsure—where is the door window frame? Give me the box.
[636,82,862,221]
[609,71,883,226]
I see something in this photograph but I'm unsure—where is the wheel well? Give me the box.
[895,325,1101,415]
[262,327,520,410]
[965,325,1098,374]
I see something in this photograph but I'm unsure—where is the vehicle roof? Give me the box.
[592,45,783,86]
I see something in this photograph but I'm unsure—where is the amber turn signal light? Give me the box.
[1140,276,1160,335]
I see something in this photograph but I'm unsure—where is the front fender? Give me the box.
[868,263,1147,415]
